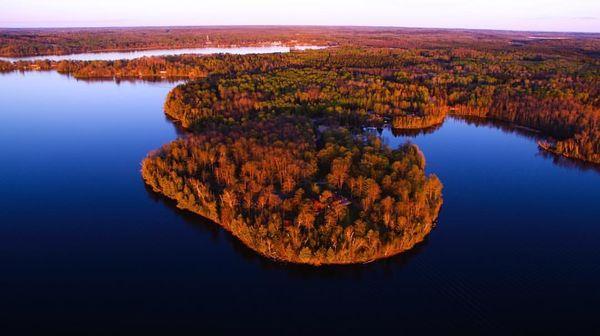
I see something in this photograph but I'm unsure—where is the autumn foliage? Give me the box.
[2,27,598,263]
[142,118,442,264]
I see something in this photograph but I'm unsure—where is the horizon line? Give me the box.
[1,24,599,35]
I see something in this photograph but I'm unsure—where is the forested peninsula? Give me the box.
[155,45,598,164]
[2,28,598,264]
[3,29,597,164]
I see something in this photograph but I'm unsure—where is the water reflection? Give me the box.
[143,183,221,240]
[452,116,600,174]
[537,149,600,174]
[453,115,541,141]
[0,46,301,62]
[143,181,430,279]
[2,71,599,333]
[145,105,600,274]
[261,240,430,280]
[390,123,443,137]
[74,76,186,84]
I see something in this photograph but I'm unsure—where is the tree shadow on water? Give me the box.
[142,182,430,280]
[435,116,600,174]
[536,149,600,175]
[389,123,443,137]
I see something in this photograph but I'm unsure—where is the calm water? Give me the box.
[0,45,325,62]
[1,71,599,334]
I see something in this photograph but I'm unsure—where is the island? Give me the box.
[142,117,443,265]
[1,27,598,264]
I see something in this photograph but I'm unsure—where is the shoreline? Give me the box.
[141,167,438,266]
[0,43,329,60]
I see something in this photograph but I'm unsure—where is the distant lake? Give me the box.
[1,71,599,334]
[0,45,326,61]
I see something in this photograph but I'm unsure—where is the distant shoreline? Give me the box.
[0,44,329,60]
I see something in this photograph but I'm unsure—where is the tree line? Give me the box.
[0,26,334,57]
[153,46,598,163]
[2,29,598,263]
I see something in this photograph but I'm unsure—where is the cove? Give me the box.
[1,71,599,334]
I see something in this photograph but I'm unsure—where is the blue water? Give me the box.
[1,71,599,334]
[0,45,325,62]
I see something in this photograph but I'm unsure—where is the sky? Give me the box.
[0,0,599,32]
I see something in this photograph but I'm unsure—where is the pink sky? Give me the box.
[1,0,598,32]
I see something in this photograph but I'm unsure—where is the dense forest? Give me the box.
[0,26,332,57]
[2,26,597,57]
[2,28,598,263]
[142,117,443,264]
[4,32,595,162]
[0,60,14,72]
[163,67,448,130]
[151,46,598,163]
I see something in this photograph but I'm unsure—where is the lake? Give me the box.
[0,45,326,62]
[1,71,599,334]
